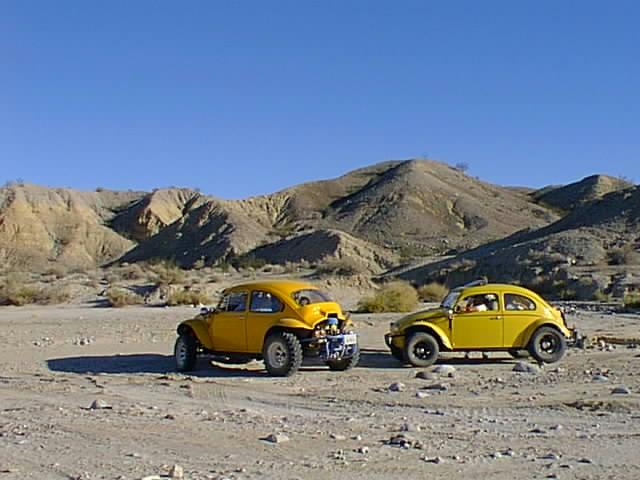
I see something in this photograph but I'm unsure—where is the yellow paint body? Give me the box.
[178,279,349,354]
[387,283,571,351]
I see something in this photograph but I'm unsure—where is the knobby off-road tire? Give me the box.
[404,332,440,367]
[263,332,303,377]
[528,326,567,363]
[175,333,197,372]
[508,349,530,359]
[326,347,361,371]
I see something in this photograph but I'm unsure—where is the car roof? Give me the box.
[457,283,545,299]
[226,279,320,296]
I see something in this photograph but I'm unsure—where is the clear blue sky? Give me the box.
[1,1,638,198]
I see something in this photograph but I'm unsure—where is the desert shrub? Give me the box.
[607,245,640,266]
[105,287,143,307]
[167,289,212,306]
[417,282,448,302]
[592,289,610,302]
[231,255,268,270]
[624,293,640,309]
[119,264,146,280]
[149,260,185,285]
[37,285,73,304]
[316,258,364,277]
[357,281,418,313]
[0,283,41,306]
[43,266,67,279]
[398,244,432,260]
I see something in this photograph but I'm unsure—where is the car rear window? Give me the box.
[505,294,536,311]
[292,289,332,306]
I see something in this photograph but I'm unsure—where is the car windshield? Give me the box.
[292,289,332,306]
[440,290,461,309]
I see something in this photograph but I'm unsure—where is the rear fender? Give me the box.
[177,318,214,350]
[519,319,571,348]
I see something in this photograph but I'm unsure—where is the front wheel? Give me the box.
[263,332,303,376]
[175,333,197,372]
[404,332,439,367]
[528,327,567,363]
[326,348,360,371]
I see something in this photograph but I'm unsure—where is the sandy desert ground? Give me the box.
[1,303,639,480]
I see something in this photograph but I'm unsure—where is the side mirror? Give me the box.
[447,309,454,320]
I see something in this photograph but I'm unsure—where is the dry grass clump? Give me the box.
[149,260,185,285]
[0,279,73,306]
[357,281,418,313]
[417,282,448,302]
[316,258,364,277]
[167,289,213,306]
[105,287,143,307]
[624,292,640,309]
[607,244,640,266]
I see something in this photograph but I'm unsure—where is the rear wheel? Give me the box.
[263,332,303,376]
[404,332,439,367]
[175,333,197,372]
[326,348,360,371]
[528,327,567,363]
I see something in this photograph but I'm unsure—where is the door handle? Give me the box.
[490,316,502,320]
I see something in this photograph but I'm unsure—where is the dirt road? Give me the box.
[1,305,639,479]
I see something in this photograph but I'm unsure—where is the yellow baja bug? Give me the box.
[174,280,359,376]
[385,280,577,367]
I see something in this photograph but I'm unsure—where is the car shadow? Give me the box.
[47,354,349,378]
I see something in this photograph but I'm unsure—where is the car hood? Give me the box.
[298,302,345,326]
[391,307,448,332]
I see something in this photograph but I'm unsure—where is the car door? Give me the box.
[452,293,503,348]
[502,293,539,347]
[209,290,248,352]
[245,289,286,353]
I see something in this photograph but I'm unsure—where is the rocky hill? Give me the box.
[532,174,632,212]
[3,161,633,277]
[398,181,640,299]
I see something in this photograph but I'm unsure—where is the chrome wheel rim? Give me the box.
[267,342,288,368]
[539,334,559,354]
[413,342,433,360]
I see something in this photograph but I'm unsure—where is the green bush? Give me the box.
[106,288,143,307]
[357,281,419,313]
[316,258,364,277]
[417,282,448,302]
[167,289,212,306]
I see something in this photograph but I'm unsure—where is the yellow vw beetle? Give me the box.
[174,280,359,376]
[385,280,576,367]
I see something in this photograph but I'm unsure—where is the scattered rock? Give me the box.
[423,456,444,464]
[577,457,593,464]
[401,422,421,432]
[432,365,456,376]
[388,382,405,392]
[263,433,290,444]
[357,446,369,454]
[513,361,541,374]
[592,375,609,382]
[422,382,449,392]
[330,433,346,441]
[415,371,435,380]
[415,391,430,399]
[541,453,561,461]
[89,399,112,410]
[169,464,184,479]
[612,386,631,395]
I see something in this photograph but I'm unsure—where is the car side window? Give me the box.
[505,294,536,311]
[218,291,248,312]
[457,294,500,313]
[250,291,283,313]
